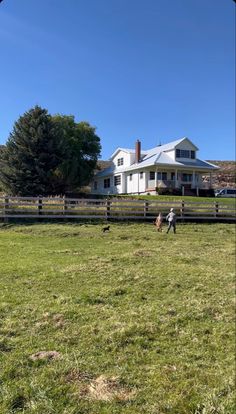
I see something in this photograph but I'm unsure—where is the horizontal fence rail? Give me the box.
[0,196,235,221]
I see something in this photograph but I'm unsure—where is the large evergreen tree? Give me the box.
[0,107,101,195]
[0,106,63,196]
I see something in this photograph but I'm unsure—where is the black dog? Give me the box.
[102,225,110,233]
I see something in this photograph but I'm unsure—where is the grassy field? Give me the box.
[0,222,235,414]
[117,194,236,205]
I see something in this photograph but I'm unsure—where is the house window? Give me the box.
[117,158,124,166]
[171,172,175,181]
[104,178,110,188]
[157,172,167,180]
[129,174,132,181]
[114,175,121,186]
[140,172,143,179]
[176,149,193,159]
[182,174,192,182]
[191,151,195,159]
[149,171,155,180]
[94,181,97,190]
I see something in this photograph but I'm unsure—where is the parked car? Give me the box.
[215,188,236,198]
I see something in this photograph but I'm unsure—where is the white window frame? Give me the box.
[114,175,121,186]
[149,171,155,180]
[176,149,195,159]
[117,157,124,166]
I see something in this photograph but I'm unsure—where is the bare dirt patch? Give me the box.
[66,369,93,383]
[133,249,154,257]
[66,371,135,402]
[29,351,61,361]
[86,375,135,402]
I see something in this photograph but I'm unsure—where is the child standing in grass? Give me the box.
[155,212,163,232]
[166,208,177,234]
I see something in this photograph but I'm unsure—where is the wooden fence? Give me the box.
[0,196,235,221]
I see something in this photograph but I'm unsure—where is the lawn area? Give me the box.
[0,222,235,414]
[118,194,236,205]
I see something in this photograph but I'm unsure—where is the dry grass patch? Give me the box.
[86,375,135,402]
[66,370,136,402]
[29,350,61,361]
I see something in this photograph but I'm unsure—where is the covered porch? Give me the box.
[145,169,214,192]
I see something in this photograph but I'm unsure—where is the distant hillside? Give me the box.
[96,160,113,172]
[207,161,235,188]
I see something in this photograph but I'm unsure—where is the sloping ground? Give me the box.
[207,161,236,189]
[96,160,113,171]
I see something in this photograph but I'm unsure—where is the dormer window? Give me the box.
[117,157,124,166]
[176,149,195,159]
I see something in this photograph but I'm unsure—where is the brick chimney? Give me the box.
[135,139,141,163]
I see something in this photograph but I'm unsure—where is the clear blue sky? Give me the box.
[0,0,235,160]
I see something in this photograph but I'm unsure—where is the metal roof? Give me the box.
[95,137,218,177]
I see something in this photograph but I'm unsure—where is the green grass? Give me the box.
[0,222,235,414]
[116,194,236,205]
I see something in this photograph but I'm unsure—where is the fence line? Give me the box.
[0,196,235,221]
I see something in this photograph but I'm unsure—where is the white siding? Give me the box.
[130,153,136,165]
[126,172,139,193]
[112,151,132,168]
[139,171,146,192]
[166,141,197,162]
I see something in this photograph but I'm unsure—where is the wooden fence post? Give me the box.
[63,196,67,215]
[106,199,111,220]
[181,200,185,217]
[215,201,219,217]
[38,197,43,216]
[144,201,149,218]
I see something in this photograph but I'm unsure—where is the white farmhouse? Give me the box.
[92,137,218,195]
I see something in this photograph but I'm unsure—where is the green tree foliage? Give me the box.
[0,106,101,196]
[52,115,101,192]
[0,106,63,196]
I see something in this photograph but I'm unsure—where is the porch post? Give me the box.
[209,172,212,188]
[122,173,127,193]
[175,169,178,188]
[145,171,148,192]
[192,171,195,189]
[155,167,158,190]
